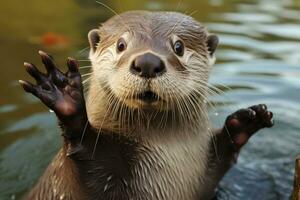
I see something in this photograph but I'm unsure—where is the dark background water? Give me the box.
[0,0,300,199]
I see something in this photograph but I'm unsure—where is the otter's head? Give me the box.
[88,11,218,114]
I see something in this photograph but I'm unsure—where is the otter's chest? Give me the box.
[129,135,209,200]
[80,132,210,200]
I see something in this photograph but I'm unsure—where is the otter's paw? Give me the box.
[19,51,86,122]
[224,104,274,148]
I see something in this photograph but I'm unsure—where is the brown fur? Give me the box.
[25,11,220,200]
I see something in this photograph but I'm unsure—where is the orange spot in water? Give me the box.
[41,32,69,47]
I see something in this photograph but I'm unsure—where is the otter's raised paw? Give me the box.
[19,51,86,124]
[224,104,274,149]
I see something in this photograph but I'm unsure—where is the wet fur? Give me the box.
[87,11,215,133]
[21,10,274,200]
[25,11,219,200]
[84,11,217,199]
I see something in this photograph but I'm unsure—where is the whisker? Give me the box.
[80,121,89,145]
[82,73,93,77]
[83,77,92,85]
[95,0,132,33]
[175,0,182,11]
[95,1,120,17]
[77,59,92,62]
[79,66,92,69]
[77,46,90,56]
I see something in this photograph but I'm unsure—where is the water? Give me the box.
[0,0,299,199]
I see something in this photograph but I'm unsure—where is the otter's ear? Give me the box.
[206,34,219,56]
[88,29,100,53]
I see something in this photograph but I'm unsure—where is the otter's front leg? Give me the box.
[19,51,92,155]
[204,105,274,199]
[215,104,274,165]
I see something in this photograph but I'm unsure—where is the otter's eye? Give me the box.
[117,38,127,53]
[173,40,184,56]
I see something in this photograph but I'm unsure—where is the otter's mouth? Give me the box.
[137,91,160,103]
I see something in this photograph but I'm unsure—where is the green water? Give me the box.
[0,0,300,199]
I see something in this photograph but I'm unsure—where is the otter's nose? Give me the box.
[130,53,166,78]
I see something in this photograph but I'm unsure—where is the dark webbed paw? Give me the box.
[224,104,274,149]
[207,104,274,191]
[20,51,87,137]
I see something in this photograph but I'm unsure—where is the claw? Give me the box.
[38,50,57,73]
[264,111,274,127]
[38,51,68,87]
[19,80,37,95]
[250,104,267,115]
[24,62,46,83]
[67,57,79,73]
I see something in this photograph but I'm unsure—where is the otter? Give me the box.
[19,11,274,200]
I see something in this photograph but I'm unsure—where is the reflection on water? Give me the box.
[0,0,299,199]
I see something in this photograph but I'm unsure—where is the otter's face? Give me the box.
[88,11,218,111]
